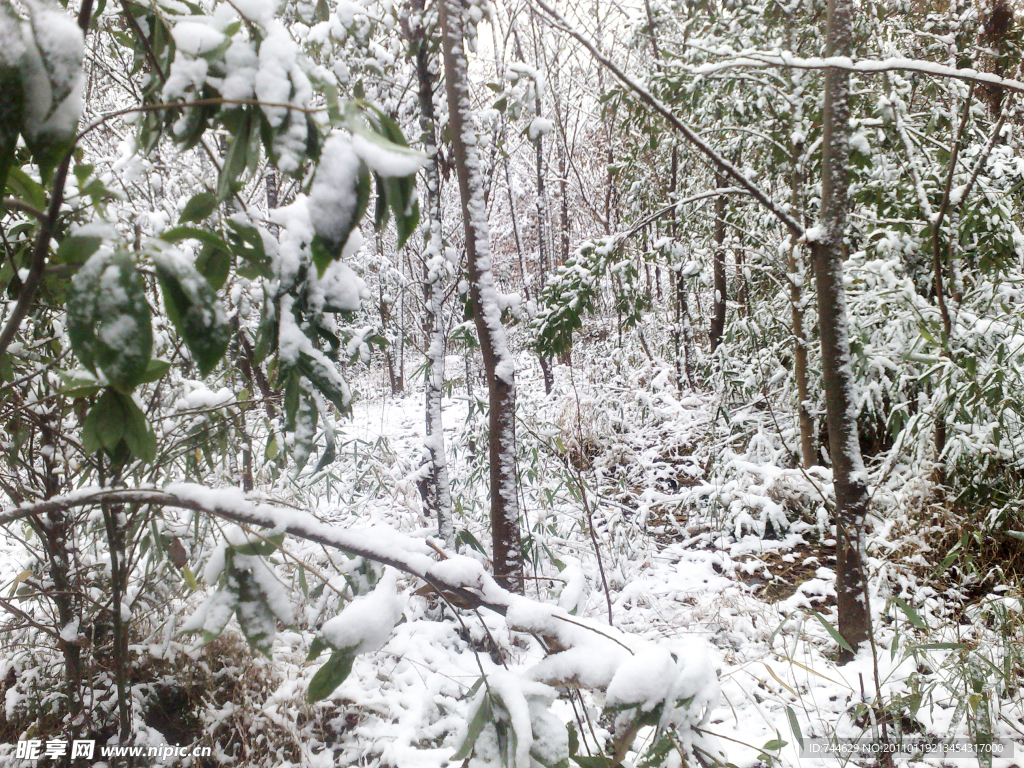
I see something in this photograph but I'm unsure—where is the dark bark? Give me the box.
[809,0,872,661]
[438,0,523,592]
[709,169,727,352]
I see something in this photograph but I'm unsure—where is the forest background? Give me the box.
[1,0,1024,766]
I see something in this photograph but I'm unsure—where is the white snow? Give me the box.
[351,133,427,179]
[20,5,84,144]
[527,117,553,141]
[319,569,404,654]
[308,133,362,246]
[171,22,226,56]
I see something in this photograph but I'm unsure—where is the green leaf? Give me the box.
[179,191,218,224]
[182,567,200,591]
[762,738,787,752]
[19,10,79,180]
[309,159,371,276]
[139,358,172,384]
[385,174,419,250]
[283,368,301,430]
[452,692,491,761]
[297,352,349,414]
[161,226,229,250]
[306,647,356,702]
[82,389,126,453]
[306,636,328,662]
[67,250,153,392]
[196,580,240,644]
[0,34,23,195]
[637,735,673,768]
[455,529,487,554]
[310,235,336,279]
[54,234,102,265]
[313,438,336,472]
[570,756,617,768]
[58,370,101,398]
[345,104,426,170]
[195,241,231,290]
[891,596,927,630]
[154,252,230,376]
[911,642,965,651]
[785,705,804,750]
[6,166,47,212]
[811,611,855,654]
[119,391,157,463]
[232,533,284,557]
[218,111,252,202]
[81,389,155,461]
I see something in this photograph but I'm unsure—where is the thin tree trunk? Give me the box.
[789,143,815,469]
[102,500,132,747]
[505,162,529,300]
[559,140,570,265]
[709,168,727,352]
[406,1,454,544]
[810,0,872,661]
[532,78,554,395]
[439,0,523,592]
[929,89,973,473]
[514,25,555,393]
[670,146,696,391]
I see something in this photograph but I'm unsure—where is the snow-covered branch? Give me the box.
[685,49,1024,97]
[0,484,660,656]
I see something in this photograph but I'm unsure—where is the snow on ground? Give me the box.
[275,347,1024,768]
[2,346,1022,768]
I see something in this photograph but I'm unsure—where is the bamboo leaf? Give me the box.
[306,647,356,702]
[811,611,855,654]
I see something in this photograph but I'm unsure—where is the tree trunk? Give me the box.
[810,0,872,661]
[406,0,454,544]
[670,146,696,391]
[514,25,555,394]
[789,143,815,469]
[532,81,554,395]
[439,0,524,592]
[709,168,727,352]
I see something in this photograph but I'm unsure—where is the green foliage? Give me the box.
[533,232,659,359]
[0,3,24,194]
[153,251,230,376]
[67,250,153,392]
[81,388,157,463]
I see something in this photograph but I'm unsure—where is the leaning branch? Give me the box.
[529,0,805,240]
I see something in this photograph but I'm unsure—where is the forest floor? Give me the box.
[314,353,1024,768]
[3,357,1022,768]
